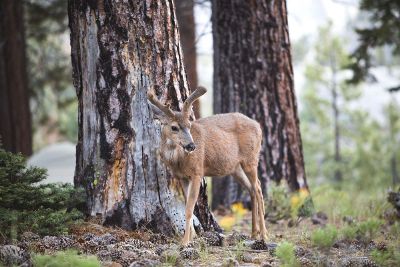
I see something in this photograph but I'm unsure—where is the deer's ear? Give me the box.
[148,102,170,123]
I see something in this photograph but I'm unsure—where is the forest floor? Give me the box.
[2,186,399,267]
[8,206,398,267]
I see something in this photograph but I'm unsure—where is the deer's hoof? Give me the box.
[251,231,260,240]
[181,237,190,247]
[261,232,269,241]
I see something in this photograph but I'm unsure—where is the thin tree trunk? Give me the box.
[331,64,342,183]
[389,96,399,186]
[0,0,32,156]
[212,0,309,208]
[391,155,399,186]
[68,0,219,235]
[175,0,201,118]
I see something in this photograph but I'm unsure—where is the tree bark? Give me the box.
[175,0,200,118]
[0,0,32,156]
[68,0,219,235]
[212,0,309,208]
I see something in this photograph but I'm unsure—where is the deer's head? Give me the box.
[147,87,206,153]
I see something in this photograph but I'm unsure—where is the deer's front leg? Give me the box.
[182,176,201,246]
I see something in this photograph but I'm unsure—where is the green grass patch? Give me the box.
[311,225,338,250]
[311,185,390,223]
[340,225,358,240]
[357,218,384,242]
[33,250,100,267]
[371,245,400,267]
[275,241,299,267]
[162,249,180,266]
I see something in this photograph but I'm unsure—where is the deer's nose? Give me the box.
[184,143,196,152]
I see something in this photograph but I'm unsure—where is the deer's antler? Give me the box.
[182,87,207,119]
[147,90,176,119]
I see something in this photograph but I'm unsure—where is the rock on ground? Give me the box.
[0,245,30,267]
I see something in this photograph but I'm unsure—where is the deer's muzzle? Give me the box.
[184,143,196,152]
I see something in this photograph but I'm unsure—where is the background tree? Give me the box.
[346,0,400,187]
[300,23,395,190]
[348,0,400,91]
[24,0,77,150]
[68,0,219,234]
[211,0,309,209]
[301,23,360,184]
[385,96,400,185]
[175,0,201,118]
[0,0,32,156]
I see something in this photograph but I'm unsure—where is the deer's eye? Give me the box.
[171,126,179,132]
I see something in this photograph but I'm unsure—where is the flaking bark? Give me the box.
[68,0,218,235]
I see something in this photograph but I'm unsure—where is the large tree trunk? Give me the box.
[175,0,200,118]
[69,0,219,235]
[212,0,308,209]
[0,0,32,156]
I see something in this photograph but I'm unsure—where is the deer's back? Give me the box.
[193,113,262,177]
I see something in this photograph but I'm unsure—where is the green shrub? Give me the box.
[340,225,358,240]
[371,246,400,267]
[33,250,100,267]
[265,184,292,222]
[297,195,314,217]
[340,219,384,243]
[389,222,400,238]
[0,148,84,242]
[357,219,383,242]
[234,241,245,261]
[163,250,180,266]
[266,184,314,222]
[311,225,338,250]
[275,241,299,267]
[311,185,389,221]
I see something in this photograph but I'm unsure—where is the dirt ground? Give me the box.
[4,207,395,267]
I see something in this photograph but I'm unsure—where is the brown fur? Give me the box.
[148,87,268,245]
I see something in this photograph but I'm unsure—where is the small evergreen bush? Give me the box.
[389,222,400,237]
[0,147,84,242]
[275,241,299,267]
[371,245,400,267]
[162,249,180,266]
[266,184,313,222]
[340,225,358,240]
[311,225,338,250]
[33,250,100,267]
[265,184,292,222]
[340,219,384,243]
[234,241,245,261]
[357,218,383,242]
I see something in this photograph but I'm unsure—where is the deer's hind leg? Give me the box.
[242,165,268,241]
[232,165,259,239]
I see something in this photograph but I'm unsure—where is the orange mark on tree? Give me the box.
[105,138,127,209]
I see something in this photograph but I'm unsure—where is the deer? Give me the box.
[147,86,268,246]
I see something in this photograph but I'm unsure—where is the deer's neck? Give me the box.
[160,137,186,171]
